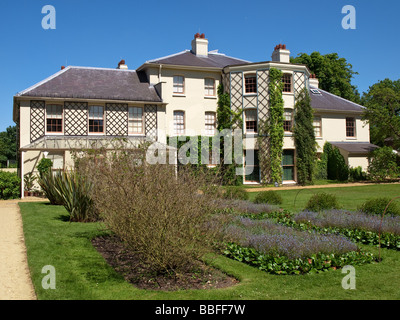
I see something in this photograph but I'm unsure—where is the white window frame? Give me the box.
[204,78,216,97]
[45,104,63,135]
[244,108,257,134]
[128,106,145,135]
[205,111,216,136]
[313,116,322,138]
[173,75,185,95]
[173,110,185,136]
[88,105,105,135]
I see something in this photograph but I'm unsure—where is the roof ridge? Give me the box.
[16,66,72,96]
[146,50,190,63]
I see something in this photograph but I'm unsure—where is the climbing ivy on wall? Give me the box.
[216,84,243,185]
[266,68,284,184]
[293,88,316,185]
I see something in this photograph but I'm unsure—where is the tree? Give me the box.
[361,78,400,149]
[367,146,399,181]
[0,126,17,167]
[291,52,360,103]
[293,89,316,185]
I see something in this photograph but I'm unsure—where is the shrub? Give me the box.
[24,172,37,192]
[0,171,20,199]
[367,146,399,181]
[324,142,349,181]
[53,170,97,222]
[77,147,224,275]
[222,186,249,201]
[305,192,339,212]
[36,158,53,177]
[254,190,283,205]
[349,166,366,181]
[358,197,400,217]
[37,171,63,205]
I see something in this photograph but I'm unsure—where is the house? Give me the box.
[13,34,377,195]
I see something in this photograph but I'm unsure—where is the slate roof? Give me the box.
[330,142,378,154]
[145,50,250,68]
[16,66,162,102]
[310,86,364,113]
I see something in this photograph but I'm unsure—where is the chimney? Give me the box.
[309,74,319,88]
[191,33,208,57]
[117,59,128,69]
[271,44,290,63]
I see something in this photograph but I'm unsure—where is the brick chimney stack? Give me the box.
[271,44,290,63]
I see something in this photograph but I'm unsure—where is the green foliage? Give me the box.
[305,192,340,212]
[291,52,360,103]
[244,210,400,250]
[349,166,366,181]
[37,158,53,177]
[254,190,283,205]
[53,171,97,222]
[323,142,349,181]
[367,146,399,181]
[361,78,400,148]
[358,197,400,217]
[216,83,243,186]
[223,242,375,275]
[37,171,63,205]
[293,89,316,185]
[267,68,284,183]
[24,172,37,192]
[0,126,17,167]
[0,171,20,199]
[222,187,249,201]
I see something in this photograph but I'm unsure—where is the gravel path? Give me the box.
[0,199,38,300]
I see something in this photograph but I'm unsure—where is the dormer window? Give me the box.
[173,75,185,94]
[244,74,257,94]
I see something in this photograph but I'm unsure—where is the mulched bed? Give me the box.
[92,236,238,291]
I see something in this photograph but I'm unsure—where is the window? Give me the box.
[282,74,292,93]
[245,109,257,133]
[128,107,144,134]
[173,111,185,135]
[244,74,257,94]
[346,117,356,137]
[313,117,322,137]
[205,112,216,136]
[244,150,260,182]
[47,152,64,171]
[282,150,295,181]
[283,109,293,132]
[173,75,185,94]
[204,78,215,96]
[46,104,63,133]
[88,106,104,133]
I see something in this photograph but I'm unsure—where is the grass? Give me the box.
[20,197,400,300]
[247,183,400,212]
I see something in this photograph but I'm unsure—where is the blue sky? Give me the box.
[0,0,399,131]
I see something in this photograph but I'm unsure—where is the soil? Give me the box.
[92,236,238,291]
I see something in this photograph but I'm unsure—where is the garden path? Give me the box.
[0,198,42,300]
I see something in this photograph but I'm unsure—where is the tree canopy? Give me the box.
[291,52,360,103]
[361,78,400,149]
[0,125,17,167]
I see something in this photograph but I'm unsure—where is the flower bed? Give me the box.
[221,216,375,275]
[244,210,400,250]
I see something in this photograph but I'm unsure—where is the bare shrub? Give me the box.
[76,147,227,275]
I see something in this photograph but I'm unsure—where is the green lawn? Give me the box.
[20,192,400,300]
[247,183,400,212]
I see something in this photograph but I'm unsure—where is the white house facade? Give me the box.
[13,34,377,195]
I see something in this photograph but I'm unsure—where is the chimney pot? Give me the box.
[272,44,290,63]
[61,66,65,70]
[200,33,205,38]
[194,33,200,38]
[117,59,128,69]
